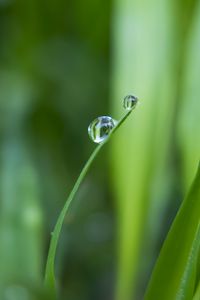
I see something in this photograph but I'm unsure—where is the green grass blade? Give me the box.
[110,1,174,298]
[145,163,200,300]
[44,108,135,296]
[193,280,200,300]
[177,1,200,192]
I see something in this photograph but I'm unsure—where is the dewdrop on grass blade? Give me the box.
[123,95,138,110]
[88,95,139,143]
[88,116,117,144]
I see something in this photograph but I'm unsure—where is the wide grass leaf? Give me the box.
[110,1,174,298]
[145,163,200,300]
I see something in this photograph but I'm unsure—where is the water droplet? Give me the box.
[123,95,138,110]
[88,116,117,143]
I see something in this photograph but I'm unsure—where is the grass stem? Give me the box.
[44,108,135,297]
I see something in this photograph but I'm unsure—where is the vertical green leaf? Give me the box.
[177,0,200,191]
[110,0,174,299]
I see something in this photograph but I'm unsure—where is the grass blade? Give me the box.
[177,0,200,192]
[193,280,200,300]
[44,108,135,297]
[145,163,200,300]
[110,1,174,298]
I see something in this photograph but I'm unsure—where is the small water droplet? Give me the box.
[123,95,138,110]
[88,116,117,143]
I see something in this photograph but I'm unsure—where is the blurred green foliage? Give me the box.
[111,0,200,299]
[0,0,199,300]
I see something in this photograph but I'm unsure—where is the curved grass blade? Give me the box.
[145,163,200,300]
[44,108,134,297]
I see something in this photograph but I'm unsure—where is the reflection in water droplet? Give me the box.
[123,95,138,110]
[88,116,117,143]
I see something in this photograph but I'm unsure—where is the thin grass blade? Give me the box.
[44,109,135,297]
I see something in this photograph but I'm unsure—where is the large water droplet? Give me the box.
[88,116,117,143]
[123,95,138,110]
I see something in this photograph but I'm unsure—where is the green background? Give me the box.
[0,0,199,299]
